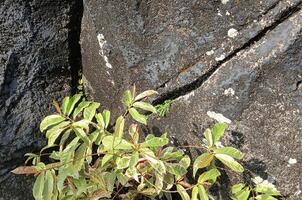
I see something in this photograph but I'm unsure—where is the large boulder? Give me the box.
[81,0,302,199]
[0,0,82,199]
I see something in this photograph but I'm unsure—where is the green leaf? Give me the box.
[204,129,213,147]
[61,96,70,115]
[45,121,70,146]
[167,164,187,178]
[129,151,139,169]
[43,170,54,200]
[198,185,209,200]
[116,172,129,186]
[134,90,158,101]
[128,108,147,125]
[123,90,133,108]
[72,119,90,130]
[191,186,199,200]
[101,154,113,167]
[140,188,157,196]
[40,115,66,132]
[33,172,45,200]
[102,135,132,150]
[73,128,90,145]
[255,194,278,200]
[255,184,281,196]
[72,101,91,119]
[193,153,214,177]
[212,123,227,144]
[73,143,87,171]
[116,157,130,169]
[133,102,157,113]
[102,110,110,128]
[103,172,116,192]
[179,155,191,169]
[114,116,124,139]
[214,147,244,159]
[215,154,244,173]
[66,94,82,116]
[232,183,246,194]
[83,102,100,121]
[176,184,190,200]
[141,136,168,148]
[198,169,221,184]
[95,113,105,128]
[129,124,139,144]
[233,186,250,200]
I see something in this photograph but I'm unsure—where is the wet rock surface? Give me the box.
[82,0,302,199]
[0,0,82,199]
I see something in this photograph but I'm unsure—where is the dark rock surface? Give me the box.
[82,0,302,199]
[0,0,82,199]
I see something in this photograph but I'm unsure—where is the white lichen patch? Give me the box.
[206,50,215,56]
[224,88,235,96]
[207,111,232,124]
[287,158,297,166]
[97,33,113,69]
[221,0,230,4]
[215,54,225,61]
[178,91,195,102]
[228,28,239,38]
[226,11,230,16]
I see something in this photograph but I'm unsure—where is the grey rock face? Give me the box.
[0,0,82,199]
[82,0,302,199]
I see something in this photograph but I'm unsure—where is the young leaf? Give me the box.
[204,129,213,147]
[123,90,133,108]
[72,101,91,119]
[176,184,190,200]
[129,151,139,169]
[198,168,221,184]
[198,185,209,200]
[95,113,105,128]
[134,90,158,101]
[214,147,244,159]
[215,154,244,173]
[191,186,199,200]
[66,94,82,116]
[114,116,125,139]
[33,172,45,200]
[193,153,214,177]
[40,115,66,132]
[128,108,147,125]
[116,157,130,169]
[61,96,70,115]
[83,102,100,121]
[133,102,157,113]
[212,123,227,144]
[102,110,110,128]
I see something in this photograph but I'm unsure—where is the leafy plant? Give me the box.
[155,100,173,117]
[12,87,281,200]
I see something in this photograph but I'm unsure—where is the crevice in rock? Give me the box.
[153,2,302,105]
[68,0,84,94]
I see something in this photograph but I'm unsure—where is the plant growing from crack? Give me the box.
[155,100,173,117]
[12,87,281,200]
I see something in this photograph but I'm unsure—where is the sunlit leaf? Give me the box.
[61,96,70,115]
[123,90,133,108]
[83,102,100,121]
[116,157,130,169]
[129,108,147,125]
[66,94,82,116]
[193,153,214,177]
[114,116,124,139]
[95,113,105,128]
[215,154,244,173]
[102,110,110,128]
[133,102,157,113]
[212,123,227,144]
[43,170,54,200]
[214,147,244,160]
[134,90,158,101]
[72,101,91,119]
[40,115,66,132]
[204,129,213,147]
[191,186,199,200]
[176,184,190,200]
[198,185,209,200]
[198,169,221,184]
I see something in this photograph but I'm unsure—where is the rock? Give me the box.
[148,9,302,199]
[81,0,301,106]
[0,0,82,199]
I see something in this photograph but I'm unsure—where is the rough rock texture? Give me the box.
[0,0,82,199]
[82,0,302,199]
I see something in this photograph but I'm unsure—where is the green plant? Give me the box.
[155,100,173,117]
[13,87,280,200]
